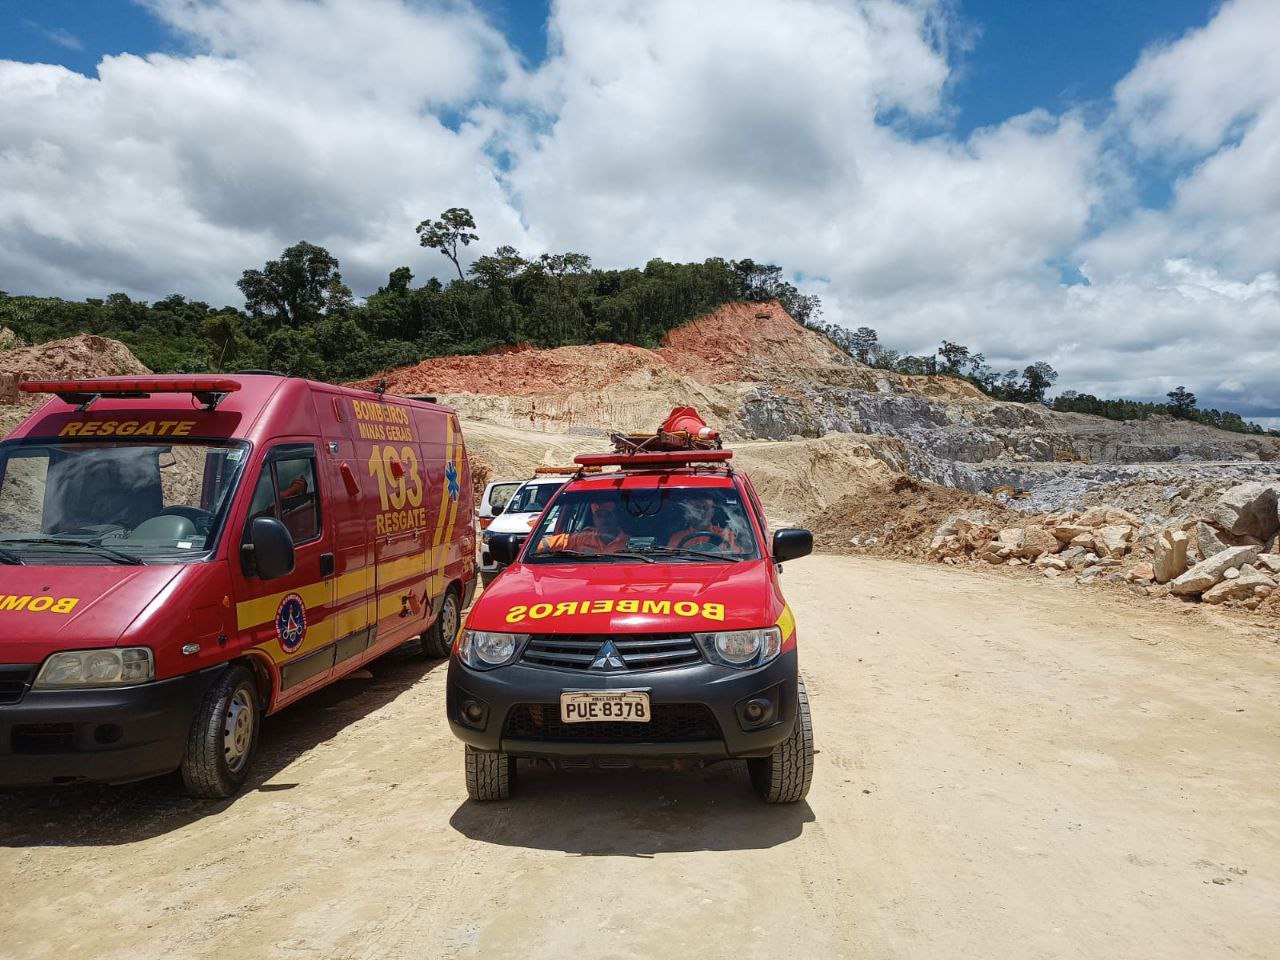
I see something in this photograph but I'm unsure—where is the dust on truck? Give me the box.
[0,374,475,797]
[447,408,816,803]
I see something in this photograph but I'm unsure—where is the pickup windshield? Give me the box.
[0,439,250,563]
[505,480,565,515]
[525,485,760,563]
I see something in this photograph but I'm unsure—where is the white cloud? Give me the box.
[0,0,1275,418]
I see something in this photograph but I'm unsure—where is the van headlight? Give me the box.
[694,627,782,669]
[34,647,155,688]
[457,630,528,670]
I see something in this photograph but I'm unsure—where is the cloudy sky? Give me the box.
[2,0,1277,423]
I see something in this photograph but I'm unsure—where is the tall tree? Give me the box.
[416,207,479,282]
[1021,361,1059,402]
[936,340,971,374]
[1167,385,1197,418]
[850,326,879,364]
[237,242,351,329]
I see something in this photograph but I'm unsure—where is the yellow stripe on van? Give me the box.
[236,581,333,631]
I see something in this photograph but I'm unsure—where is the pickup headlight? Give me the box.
[694,627,782,669]
[34,647,155,689]
[457,630,528,670]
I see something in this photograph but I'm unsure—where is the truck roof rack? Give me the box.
[21,376,241,411]
[575,407,732,470]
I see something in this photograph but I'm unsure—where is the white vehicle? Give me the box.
[477,478,522,531]
[478,475,567,585]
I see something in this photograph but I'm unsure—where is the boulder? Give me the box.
[997,528,1025,551]
[1153,528,1189,583]
[1257,554,1280,575]
[1053,523,1092,543]
[1077,507,1111,528]
[1201,565,1277,604]
[1095,525,1132,560]
[1127,562,1155,582]
[1193,522,1233,559]
[1223,567,1240,580]
[1042,567,1061,579]
[1210,482,1280,540]
[1169,546,1262,596]
[1019,526,1061,559]
[1058,545,1090,567]
[1035,555,1069,571]
[1070,533,1095,550]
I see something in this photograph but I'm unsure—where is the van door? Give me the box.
[235,442,336,705]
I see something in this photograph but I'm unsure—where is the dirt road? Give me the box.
[3,556,1278,959]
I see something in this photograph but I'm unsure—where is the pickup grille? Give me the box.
[520,634,703,672]
[0,665,36,705]
[504,703,720,743]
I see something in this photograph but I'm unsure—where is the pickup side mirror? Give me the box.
[488,532,526,566]
[772,528,813,563]
[243,517,297,580]
[490,502,505,517]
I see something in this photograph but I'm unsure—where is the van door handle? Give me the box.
[320,553,335,577]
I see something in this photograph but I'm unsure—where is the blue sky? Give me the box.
[0,0,1276,422]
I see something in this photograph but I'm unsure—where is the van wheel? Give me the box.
[748,676,814,804]
[465,745,515,800]
[181,665,260,799]
[420,588,460,659]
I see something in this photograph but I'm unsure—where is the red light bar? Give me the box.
[574,450,733,468]
[21,377,241,411]
[21,377,242,396]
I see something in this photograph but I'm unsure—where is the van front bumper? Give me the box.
[0,665,224,787]
[447,650,798,760]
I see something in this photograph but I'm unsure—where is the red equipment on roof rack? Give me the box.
[575,407,732,469]
[20,377,241,410]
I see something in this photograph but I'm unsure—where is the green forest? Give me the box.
[0,206,1273,437]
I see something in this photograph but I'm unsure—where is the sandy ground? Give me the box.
[2,555,1279,960]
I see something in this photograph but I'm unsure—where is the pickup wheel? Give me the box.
[464,745,516,800]
[420,587,460,659]
[748,675,814,804]
[180,665,260,799]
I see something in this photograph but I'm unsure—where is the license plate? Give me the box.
[560,690,650,723]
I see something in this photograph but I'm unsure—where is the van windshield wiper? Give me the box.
[0,546,25,565]
[643,546,742,562]
[1,537,145,565]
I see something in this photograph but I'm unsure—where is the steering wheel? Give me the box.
[158,505,214,533]
[675,529,728,550]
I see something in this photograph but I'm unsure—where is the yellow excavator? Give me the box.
[990,484,1031,500]
[1054,447,1089,464]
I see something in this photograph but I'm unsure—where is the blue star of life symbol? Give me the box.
[445,461,460,500]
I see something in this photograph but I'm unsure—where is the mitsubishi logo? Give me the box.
[590,640,626,671]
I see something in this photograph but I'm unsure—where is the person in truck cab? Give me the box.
[666,491,744,554]
[537,497,630,554]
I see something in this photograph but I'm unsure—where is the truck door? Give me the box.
[235,442,336,704]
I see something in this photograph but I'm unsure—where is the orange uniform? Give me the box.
[540,527,630,554]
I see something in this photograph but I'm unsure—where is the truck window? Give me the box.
[243,451,321,544]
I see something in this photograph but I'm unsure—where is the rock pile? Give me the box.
[928,481,1280,612]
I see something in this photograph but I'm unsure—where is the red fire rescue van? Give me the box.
[447,409,815,803]
[0,374,474,797]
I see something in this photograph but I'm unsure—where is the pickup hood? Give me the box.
[486,511,540,535]
[0,565,182,662]
[468,559,781,634]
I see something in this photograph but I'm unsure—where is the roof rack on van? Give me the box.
[535,465,602,475]
[21,376,241,412]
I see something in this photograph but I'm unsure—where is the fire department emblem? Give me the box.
[276,593,307,653]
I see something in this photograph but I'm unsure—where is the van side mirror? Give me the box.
[244,517,296,580]
[488,532,526,566]
[490,503,505,517]
[772,528,813,563]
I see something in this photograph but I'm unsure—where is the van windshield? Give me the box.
[0,439,250,564]
[505,481,565,515]
[525,485,760,563]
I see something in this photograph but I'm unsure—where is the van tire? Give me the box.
[420,587,460,659]
[465,745,515,800]
[748,676,814,804]
[180,665,260,799]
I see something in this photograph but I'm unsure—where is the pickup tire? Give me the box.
[180,665,260,799]
[420,587,460,659]
[748,675,814,803]
[464,745,516,800]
